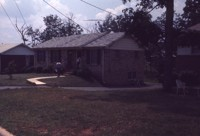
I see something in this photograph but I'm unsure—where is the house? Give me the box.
[0,43,34,73]
[33,32,145,86]
[176,23,200,74]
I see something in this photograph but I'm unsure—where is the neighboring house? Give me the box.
[0,43,34,73]
[33,32,145,86]
[176,23,200,73]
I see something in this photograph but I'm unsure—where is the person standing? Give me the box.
[55,62,62,77]
[76,57,81,69]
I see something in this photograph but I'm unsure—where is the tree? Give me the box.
[26,26,41,46]
[40,14,83,42]
[40,15,63,41]
[15,19,29,45]
[182,0,200,27]
[122,0,174,91]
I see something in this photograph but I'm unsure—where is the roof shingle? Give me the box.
[188,23,200,32]
[33,32,126,49]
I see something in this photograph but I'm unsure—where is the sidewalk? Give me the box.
[0,127,14,136]
[27,75,65,85]
[60,83,162,91]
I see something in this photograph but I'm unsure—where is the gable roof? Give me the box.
[0,43,20,54]
[188,23,200,32]
[0,43,33,55]
[33,32,127,49]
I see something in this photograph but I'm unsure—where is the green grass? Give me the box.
[0,88,200,136]
[0,73,53,86]
[40,74,102,87]
[0,73,102,87]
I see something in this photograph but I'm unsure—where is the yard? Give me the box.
[0,73,102,87]
[0,88,200,136]
[0,73,53,86]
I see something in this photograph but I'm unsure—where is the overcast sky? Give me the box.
[0,0,186,44]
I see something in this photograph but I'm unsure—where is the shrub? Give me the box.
[72,68,93,81]
[22,66,35,73]
[43,65,54,73]
[35,67,43,73]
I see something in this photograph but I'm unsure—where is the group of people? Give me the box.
[55,57,81,77]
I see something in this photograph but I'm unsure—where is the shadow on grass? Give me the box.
[70,89,200,118]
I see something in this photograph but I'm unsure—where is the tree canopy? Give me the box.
[40,14,83,42]
[121,0,174,91]
[182,0,200,27]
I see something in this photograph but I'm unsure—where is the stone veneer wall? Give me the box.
[103,49,145,86]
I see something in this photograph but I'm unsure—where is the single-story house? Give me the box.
[33,32,145,86]
[0,43,34,73]
[176,23,200,73]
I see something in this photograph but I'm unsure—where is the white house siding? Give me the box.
[177,47,192,55]
[109,37,141,51]
[177,47,200,55]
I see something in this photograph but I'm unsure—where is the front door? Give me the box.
[67,50,76,71]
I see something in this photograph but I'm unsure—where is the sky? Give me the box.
[0,0,186,44]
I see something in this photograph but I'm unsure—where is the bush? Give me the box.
[22,66,35,73]
[72,68,93,81]
[43,65,54,73]
[35,67,43,73]
[179,71,199,86]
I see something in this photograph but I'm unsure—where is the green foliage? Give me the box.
[7,61,16,80]
[25,14,83,44]
[40,14,83,42]
[182,0,200,27]
[97,8,162,47]
[121,0,175,91]
[122,0,166,9]
[26,26,41,46]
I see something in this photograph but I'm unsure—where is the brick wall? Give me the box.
[103,49,145,86]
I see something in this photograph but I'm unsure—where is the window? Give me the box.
[37,50,46,62]
[128,72,136,80]
[86,49,102,65]
[50,50,61,62]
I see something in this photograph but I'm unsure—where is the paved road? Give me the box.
[0,127,14,136]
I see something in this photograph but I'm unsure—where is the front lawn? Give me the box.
[40,74,102,87]
[0,73,102,87]
[0,73,53,86]
[0,88,200,136]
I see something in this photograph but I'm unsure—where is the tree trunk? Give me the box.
[163,0,174,91]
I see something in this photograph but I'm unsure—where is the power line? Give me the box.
[80,0,118,16]
[43,0,91,33]
[12,0,27,26]
[0,2,21,36]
